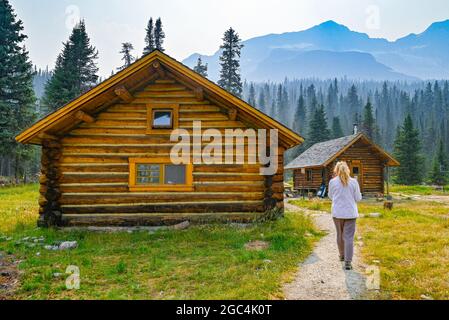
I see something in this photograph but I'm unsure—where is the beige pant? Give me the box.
[333,218,357,262]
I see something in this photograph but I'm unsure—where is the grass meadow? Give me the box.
[0,184,319,300]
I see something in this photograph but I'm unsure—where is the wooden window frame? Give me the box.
[350,160,364,190]
[306,169,313,182]
[146,104,179,135]
[129,157,193,192]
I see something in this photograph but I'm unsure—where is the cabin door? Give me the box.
[350,160,363,191]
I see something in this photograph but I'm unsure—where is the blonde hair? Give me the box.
[334,161,351,186]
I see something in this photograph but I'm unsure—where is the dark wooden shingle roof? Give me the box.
[285,133,400,169]
[285,135,358,169]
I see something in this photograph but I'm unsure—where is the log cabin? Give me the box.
[16,50,303,227]
[285,132,399,196]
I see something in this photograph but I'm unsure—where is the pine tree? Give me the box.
[347,84,360,115]
[0,0,37,182]
[218,27,244,97]
[154,18,165,51]
[306,84,318,115]
[308,105,330,146]
[394,115,424,185]
[362,99,376,140]
[429,139,449,185]
[247,83,256,106]
[274,84,282,120]
[292,93,306,134]
[143,18,155,55]
[257,90,266,113]
[331,116,344,138]
[118,42,135,70]
[193,57,208,77]
[42,20,98,112]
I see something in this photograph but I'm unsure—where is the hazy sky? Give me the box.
[10,0,449,77]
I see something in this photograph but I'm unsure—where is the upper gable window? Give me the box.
[152,110,173,128]
[146,104,179,134]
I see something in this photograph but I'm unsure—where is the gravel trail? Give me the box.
[284,201,367,300]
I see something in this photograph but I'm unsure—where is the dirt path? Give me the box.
[394,193,449,205]
[0,252,20,300]
[283,201,367,300]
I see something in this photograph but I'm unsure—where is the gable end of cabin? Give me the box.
[36,76,290,227]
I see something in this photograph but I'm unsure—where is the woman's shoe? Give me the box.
[344,261,352,270]
[339,256,344,262]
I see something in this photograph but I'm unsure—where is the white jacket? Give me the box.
[328,176,362,219]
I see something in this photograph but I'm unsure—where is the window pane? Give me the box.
[153,110,172,128]
[164,165,186,185]
[306,170,312,181]
[353,167,359,175]
[136,164,160,184]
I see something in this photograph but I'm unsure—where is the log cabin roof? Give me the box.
[285,133,400,170]
[16,50,303,148]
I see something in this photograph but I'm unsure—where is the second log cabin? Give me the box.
[285,133,399,196]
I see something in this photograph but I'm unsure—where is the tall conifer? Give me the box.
[218,27,243,97]
[154,18,165,51]
[394,115,424,185]
[42,20,98,112]
[0,0,37,181]
[143,18,155,54]
[193,57,208,77]
[308,105,330,146]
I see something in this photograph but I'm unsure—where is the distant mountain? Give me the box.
[248,49,416,81]
[183,20,449,81]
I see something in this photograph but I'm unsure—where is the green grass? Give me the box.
[390,184,449,195]
[0,184,40,234]
[290,198,331,212]
[0,184,319,300]
[291,196,449,299]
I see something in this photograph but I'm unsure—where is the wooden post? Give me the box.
[301,168,305,199]
[386,165,390,196]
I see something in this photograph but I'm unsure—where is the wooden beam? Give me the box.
[75,110,95,123]
[152,61,166,78]
[229,109,238,121]
[114,85,134,103]
[38,133,58,141]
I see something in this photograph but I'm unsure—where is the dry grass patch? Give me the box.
[290,195,449,299]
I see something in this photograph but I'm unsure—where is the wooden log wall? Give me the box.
[38,139,62,227]
[293,168,325,190]
[52,79,284,226]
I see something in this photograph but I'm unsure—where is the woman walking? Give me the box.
[328,161,362,270]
